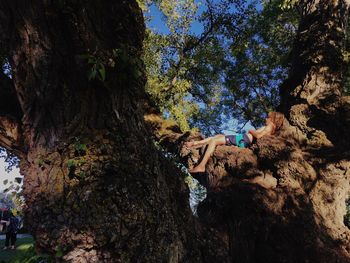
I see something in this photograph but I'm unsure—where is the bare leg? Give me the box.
[190,135,226,173]
[185,136,214,149]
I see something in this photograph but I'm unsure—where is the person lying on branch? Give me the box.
[185,112,284,173]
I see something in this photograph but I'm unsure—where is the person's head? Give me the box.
[266,111,284,134]
[11,209,17,217]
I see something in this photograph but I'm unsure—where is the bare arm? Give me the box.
[255,126,266,133]
[249,125,273,139]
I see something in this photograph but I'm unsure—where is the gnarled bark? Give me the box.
[0,1,229,262]
[1,0,350,262]
[146,1,350,262]
[201,1,350,261]
[280,0,350,148]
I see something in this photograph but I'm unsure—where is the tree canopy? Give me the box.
[140,0,299,135]
[0,0,350,262]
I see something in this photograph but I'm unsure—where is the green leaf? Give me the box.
[88,69,97,80]
[55,249,64,258]
[67,160,75,170]
[99,65,106,81]
[78,171,86,178]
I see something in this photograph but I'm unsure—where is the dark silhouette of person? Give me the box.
[2,211,19,250]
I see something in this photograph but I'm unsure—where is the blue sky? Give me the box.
[146,2,255,133]
[146,2,205,35]
[0,1,260,192]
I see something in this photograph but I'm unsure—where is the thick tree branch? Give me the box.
[278,0,350,148]
[0,116,23,157]
[144,103,194,149]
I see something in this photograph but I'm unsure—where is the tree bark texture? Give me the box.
[206,0,350,261]
[1,0,350,263]
[280,0,350,147]
[146,1,350,262]
[0,1,228,262]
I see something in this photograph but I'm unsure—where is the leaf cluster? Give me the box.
[143,0,202,132]
[215,0,299,128]
[142,0,298,134]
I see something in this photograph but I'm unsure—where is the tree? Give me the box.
[1,1,350,263]
[208,0,350,261]
[146,0,350,262]
[0,1,228,262]
[142,0,299,134]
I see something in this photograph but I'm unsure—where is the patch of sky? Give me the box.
[146,4,171,34]
[254,0,263,11]
[187,176,206,216]
[0,158,22,193]
[146,1,205,36]
[153,139,207,215]
[179,161,207,216]
[147,0,273,134]
[2,59,12,78]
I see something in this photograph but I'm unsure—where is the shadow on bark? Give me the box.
[185,131,350,263]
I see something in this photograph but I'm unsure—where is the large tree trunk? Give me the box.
[0,1,229,262]
[280,0,350,147]
[1,0,350,262]
[203,1,350,262]
[146,1,350,262]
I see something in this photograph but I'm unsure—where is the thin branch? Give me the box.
[0,116,24,158]
[237,119,250,132]
[182,0,216,55]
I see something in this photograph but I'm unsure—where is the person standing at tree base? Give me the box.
[2,211,19,250]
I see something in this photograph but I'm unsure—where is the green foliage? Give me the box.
[80,54,107,81]
[218,0,298,127]
[74,143,87,155]
[74,138,87,156]
[279,0,298,10]
[0,157,25,215]
[136,0,153,12]
[345,198,350,228]
[8,245,53,263]
[0,191,25,217]
[142,0,203,133]
[142,0,298,134]
[67,159,76,170]
[0,236,37,263]
[79,38,144,85]
[37,158,44,167]
[112,47,144,80]
[78,171,86,179]
[55,245,69,259]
